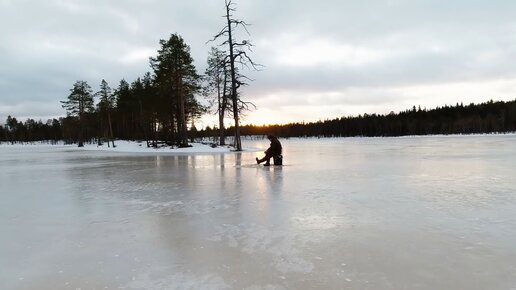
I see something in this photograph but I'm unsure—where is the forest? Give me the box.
[1,0,258,149]
[1,99,515,144]
[199,99,516,138]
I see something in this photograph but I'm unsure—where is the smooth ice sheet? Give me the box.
[1,135,516,289]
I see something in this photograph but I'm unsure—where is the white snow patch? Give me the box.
[0,140,258,154]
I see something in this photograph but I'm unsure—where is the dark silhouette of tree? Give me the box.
[209,0,260,151]
[139,72,158,148]
[130,77,146,141]
[150,33,201,147]
[0,125,5,142]
[5,115,20,144]
[96,79,116,147]
[114,79,135,140]
[204,47,231,145]
[48,118,62,144]
[61,80,94,147]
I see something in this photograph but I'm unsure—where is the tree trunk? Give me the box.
[178,77,188,147]
[107,111,115,148]
[98,116,103,146]
[138,98,149,147]
[226,3,241,151]
[218,73,226,145]
[153,117,159,148]
[78,111,84,147]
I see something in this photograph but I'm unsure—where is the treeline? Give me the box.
[0,116,63,144]
[201,99,516,138]
[56,34,206,148]
[1,99,515,143]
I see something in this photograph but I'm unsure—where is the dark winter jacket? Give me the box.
[265,136,282,156]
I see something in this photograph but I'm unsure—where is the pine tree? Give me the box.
[61,80,94,147]
[96,79,116,147]
[150,33,201,147]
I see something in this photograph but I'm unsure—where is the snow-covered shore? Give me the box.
[0,140,259,154]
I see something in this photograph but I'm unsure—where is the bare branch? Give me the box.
[233,51,263,71]
[232,20,251,35]
[238,99,257,111]
[206,25,229,44]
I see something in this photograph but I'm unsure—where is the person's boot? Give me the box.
[256,157,260,164]
[263,162,270,166]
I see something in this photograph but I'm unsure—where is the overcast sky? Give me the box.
[1,0,516,126]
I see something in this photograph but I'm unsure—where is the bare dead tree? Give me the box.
[205,47,231,145]
[208,0,261,151]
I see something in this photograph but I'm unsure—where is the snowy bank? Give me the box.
[0,140,259,154]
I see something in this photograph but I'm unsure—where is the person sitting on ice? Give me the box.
[256,135,282,166]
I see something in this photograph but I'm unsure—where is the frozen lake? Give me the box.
[1,135,516,289]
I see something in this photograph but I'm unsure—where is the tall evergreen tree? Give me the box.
[114,79,134,139]
[5,115,18,144]
[96,79,116,147]
[141,72,159,147]
[130,77,149,141]
[150,33,201,147]
[61,80,94,147]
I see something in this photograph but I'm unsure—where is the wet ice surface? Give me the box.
[1,135,516,290]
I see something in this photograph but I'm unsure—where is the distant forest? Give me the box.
[1,99,515,144]
[204,99,516,138]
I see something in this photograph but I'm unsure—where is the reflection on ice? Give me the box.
[1,135,516,289]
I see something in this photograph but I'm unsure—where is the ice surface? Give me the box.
[1,135,516,289]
